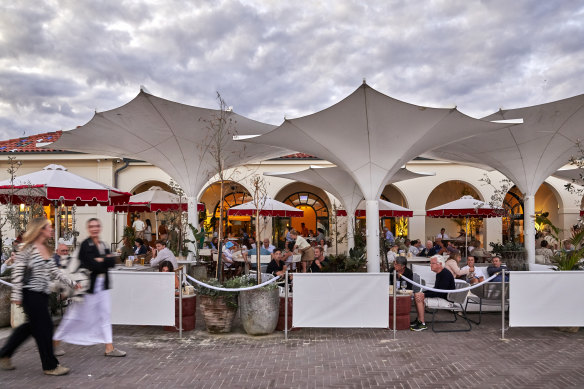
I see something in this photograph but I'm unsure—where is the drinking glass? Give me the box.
[400,280,407,292]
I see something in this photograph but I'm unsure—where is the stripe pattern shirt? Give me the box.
[11,245,75,302]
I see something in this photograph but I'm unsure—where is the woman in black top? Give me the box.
[389,256,414,290]
[54,218,126,357]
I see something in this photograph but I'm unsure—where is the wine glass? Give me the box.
[400,280,407,293]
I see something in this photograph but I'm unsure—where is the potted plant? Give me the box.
[238,274,279,335]
[196,277,242,333]
[0,267,11,327]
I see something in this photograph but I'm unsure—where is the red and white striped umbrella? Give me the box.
[106,186,203,213]
[426,195,504,218]
[228,197,304,217]
[0,164,130,206]
[336,199,413,217]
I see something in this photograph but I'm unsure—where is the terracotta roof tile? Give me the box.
[0,131,64,153]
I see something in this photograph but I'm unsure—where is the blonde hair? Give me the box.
[290,229,298,236]
[22,218,51,249]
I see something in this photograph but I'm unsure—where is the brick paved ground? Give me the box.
[1,307,583,389]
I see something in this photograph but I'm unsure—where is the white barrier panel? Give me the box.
[510,271,584,327]
[293,273,389,328]
[110,271,175,326]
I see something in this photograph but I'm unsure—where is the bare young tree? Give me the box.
[250,175,267,284]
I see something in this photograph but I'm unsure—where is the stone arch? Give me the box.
[199,181,253,237]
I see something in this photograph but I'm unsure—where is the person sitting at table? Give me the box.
[210,237,219,251]
[310,246,328,272]
[409,240,422,256]
[436,228,449,240]
[119,237,134,263]
[487,256,509,282]
[410,255,455,331]
[133,238,148,256]
[285,226,295,251]
[245,243,271,270]
[266,248,288,278]
[389,256,414,290]
[221,241,240,275]
[158,261,180,295]
[535,240,554,263]
[260,238,275,253]
[461,256,484,285]
[150,239,178,269]
[300,223,309,237]
[435,239,448,255]
[444,251,469,279]
[387,244,399,264]
[419,240,437,257]
[445,241,458,254]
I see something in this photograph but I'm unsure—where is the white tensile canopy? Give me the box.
[553,168,583,183]
[425,93,584,264]
[46,89,289,235]
[245,82,513,272]
[340,199,413,217]
[265,166,431,249]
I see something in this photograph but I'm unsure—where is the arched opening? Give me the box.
[425,180,483,243]
[378,184,409,238]
[199,181,252,238]
[274,183,331,247]
[502,183,560,243]
[125,181,177,234]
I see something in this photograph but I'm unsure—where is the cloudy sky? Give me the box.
[0,0,583,141]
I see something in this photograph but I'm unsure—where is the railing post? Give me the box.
[179,267,183,339]
[393,269,397,340]
[501,269,506,340]
[285,269,289,341]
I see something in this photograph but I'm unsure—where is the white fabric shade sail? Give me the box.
[424,93,584,264]
[426,195,504,218]
[46,89,289,203]
[245,82,513,271]
[553,168,583,183]
[337,199,413,217]
[0,164,130,206]
[227,197,304,217]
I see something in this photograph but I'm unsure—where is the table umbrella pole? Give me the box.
[54,201,60,249]
[155,212,159,240]
[465,217,469,258]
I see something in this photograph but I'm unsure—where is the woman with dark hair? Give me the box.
[144,219,153,244]
[158,261,180,293]
[133,238,148,256]
[54,218,126,358]
[389,256,414,290]
[0,218,78,375]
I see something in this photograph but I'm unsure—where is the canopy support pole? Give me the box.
[365,200,380,273]
[523,195,536,265]
[186,196,199,261]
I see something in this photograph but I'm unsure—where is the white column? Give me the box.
[365,200,380,273]
[186,196,199,261]
[524,195,536,265]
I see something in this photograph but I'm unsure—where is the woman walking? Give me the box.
[53,218,126,357]
[0,218,78,376]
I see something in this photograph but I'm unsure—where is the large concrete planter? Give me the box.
[239,287,279,336]
[189,264,208,281]
[0,277,11,327]
[199,295,237,333]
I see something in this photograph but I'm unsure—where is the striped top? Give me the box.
[11,244,75,302]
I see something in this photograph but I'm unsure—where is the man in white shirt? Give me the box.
[150,239,178,269]
[261,238,275,253]
[132,215,145,239]
[461,256,484,285]
[436,228,449,240]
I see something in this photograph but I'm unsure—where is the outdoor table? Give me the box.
[407,256,432,269]
[389,288,413,330]
[114,264,156,272]
[212,253,301,263]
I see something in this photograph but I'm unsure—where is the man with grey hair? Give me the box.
[410,255,455,331]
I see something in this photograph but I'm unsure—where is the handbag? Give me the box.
[61,246,90,302]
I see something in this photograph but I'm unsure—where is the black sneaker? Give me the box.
[410,318,421,327]
[410,322,428,332]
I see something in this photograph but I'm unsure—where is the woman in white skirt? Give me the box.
[54,218,126,357]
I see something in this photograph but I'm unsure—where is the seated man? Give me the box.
[410,255,455,331]
[389,256,414,290]
[461,255,484,285]
[245,244,272,270]
[150,239,178,269]
[487,256,509,282]
[221,241,239,274]
[266,248,288,278]
[535,240,554,263]
[261,238,276,253]
[309,246,328,272]
[418,240,437,257]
